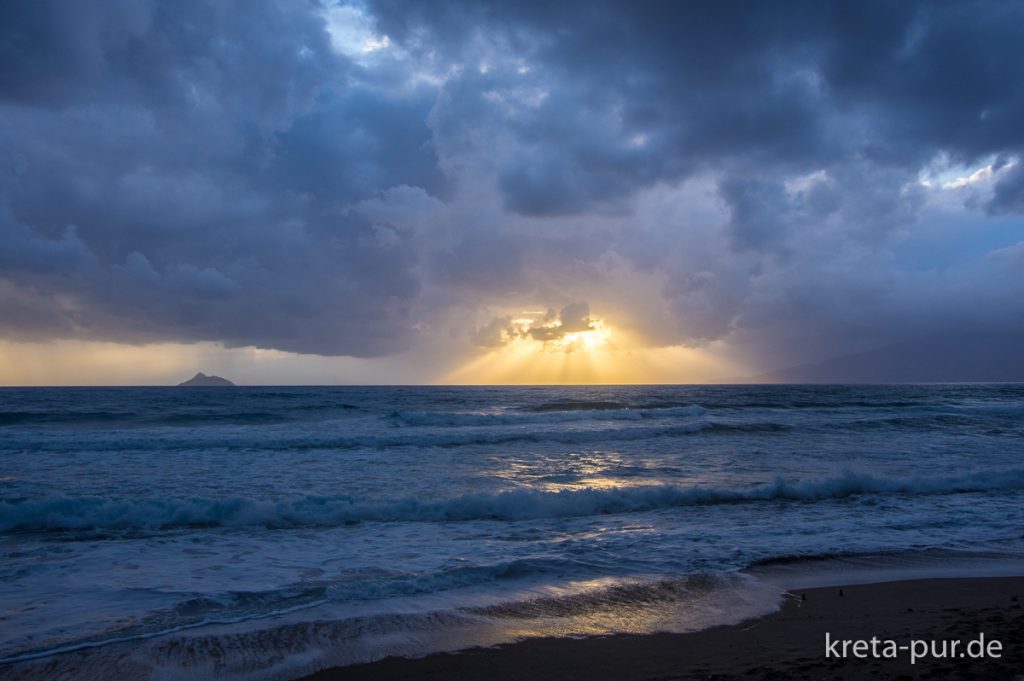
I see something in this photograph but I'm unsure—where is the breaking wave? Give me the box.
[5,468,1024,533]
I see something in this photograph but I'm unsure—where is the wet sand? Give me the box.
[300,576,1024,680]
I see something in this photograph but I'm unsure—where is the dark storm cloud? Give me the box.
[371,0,1024,215]
[0,0,444,356]
[1,0,1023,366]
[718,179,794,254]
[369,0,1024,356]
[988,163,1024,214]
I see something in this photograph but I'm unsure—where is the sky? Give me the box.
[1,0,1022,385]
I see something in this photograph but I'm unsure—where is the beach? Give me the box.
[302,576,1024,681]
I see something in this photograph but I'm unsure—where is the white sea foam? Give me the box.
[5,468,1024,532]
[0,572,783,679]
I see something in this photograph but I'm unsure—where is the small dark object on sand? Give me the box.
[801,594,806,602]
[839,589,844,597]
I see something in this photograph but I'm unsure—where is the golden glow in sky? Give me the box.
[445,307,734,385]
[0,340,426,386]
[543,320,612,353]
[445,336,730,385]
[0,306,740,386]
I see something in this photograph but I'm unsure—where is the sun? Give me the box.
[442,304,738,384]
[445,306,644,384]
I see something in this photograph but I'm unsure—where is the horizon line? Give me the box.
[2,381,1023,389]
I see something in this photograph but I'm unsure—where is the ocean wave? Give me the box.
[0,411,137,426]
[0,568,769,669]
[387,404,707,427]
[324,557,593,603]
[0,557,611,665]
[5,468,1024,533]
[155,412,290,425]
[0,408,363,429]
[0,420,725,454]
[527,400,633,412]
[744,546,1020,570]
[468,572,741,618]
[0,410,293,428]
[0,571,782,674]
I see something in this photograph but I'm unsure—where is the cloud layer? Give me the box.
[1,0,1022,371]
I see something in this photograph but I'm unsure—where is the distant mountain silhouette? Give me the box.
[177,372,235,387]
[755,332,1024,383]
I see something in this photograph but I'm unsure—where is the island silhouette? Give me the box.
[177,372,235,387]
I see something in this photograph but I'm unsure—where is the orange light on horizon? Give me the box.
[442,320,733,385]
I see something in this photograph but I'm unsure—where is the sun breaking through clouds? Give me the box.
[447,302,735,384]
[472,303,610,352]
[1,0,1023,384]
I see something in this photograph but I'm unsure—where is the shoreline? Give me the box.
[298,576,1024,681]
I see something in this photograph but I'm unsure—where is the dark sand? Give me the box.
[300,577,1024,680]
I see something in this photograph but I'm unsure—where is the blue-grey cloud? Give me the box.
[1,0,1022,370]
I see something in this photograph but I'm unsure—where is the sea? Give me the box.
[2,384,1023,680]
